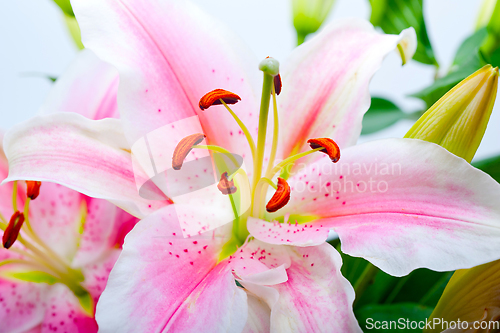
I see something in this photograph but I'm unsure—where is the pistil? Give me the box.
[251,57,280,200]
[264,81,280,179]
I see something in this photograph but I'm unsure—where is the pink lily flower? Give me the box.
[5,0,500,331]
[0,51,138,333]
[95,206,360,332]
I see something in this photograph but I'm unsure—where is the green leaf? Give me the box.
[412,29,489,107]
[473,154,500,183]
[452,28,488,67]
[53,0,74,17]
[64,13,84,50]
[385,269,453,306]
[369,0,437,65]
[356,303,433,332]
[361,98,423,135]
[4,271,58,285]
[489,46,500,67]
[362,98,406,135]
[332,242,452,312]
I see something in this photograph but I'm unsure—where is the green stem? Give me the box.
[353,263,379,308]
[297,32,307,46]
[251,73,274,197]
[220,100,256,161]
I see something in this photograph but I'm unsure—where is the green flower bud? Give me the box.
[476,0,500,55]
[405,65,499,163]
[424,259,500,333]
[292,0,336,45]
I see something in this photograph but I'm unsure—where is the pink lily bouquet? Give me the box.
[2,0,500,332]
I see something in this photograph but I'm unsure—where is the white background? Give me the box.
[0,0,496,161]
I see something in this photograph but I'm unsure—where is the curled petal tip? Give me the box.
[217,172,237,195]
[172,133,206,170]
[26,181,42,200]
[199,89,241,110]
[307,138,340,163]
[2,212,25,249]
[266,178,291,213]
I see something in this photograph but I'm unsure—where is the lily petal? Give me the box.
[0,134,18,220]
[0,280,48,333]
[72,199,138,268]
[3,113,168,218]
[278,19,416,162]
[270,244,360,332]
[95,205,246,333]
[251,138,500,276]
[40,49,119,120]
[242,295,271,333]
[27,183,85,262]
[72,0,261,171]
[80,249,121,305]
[41,285,98,333]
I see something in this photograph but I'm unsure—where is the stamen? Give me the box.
[3,211,25,249]
[307,138,341,163]
[192,144,239,168]
[218,100,256,160]
[217,172,237,195]
[26,181,41,200]
[266,178,291,213]
[172,133,206,170]
[264,81,280,178]
[274,74,282,95]
[199,89,241,110]
[269,147,322,179]
[260,177,278,190]
[12,180,18,212]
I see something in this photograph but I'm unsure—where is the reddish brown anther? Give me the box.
[273,74,282,95]
[307,138,341,163]
[217,172,237,195]
[266,178,291,213]
[172,133,206,170]
[2,211,25,249]
[199,89,241,110]
[26,181,41,200]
